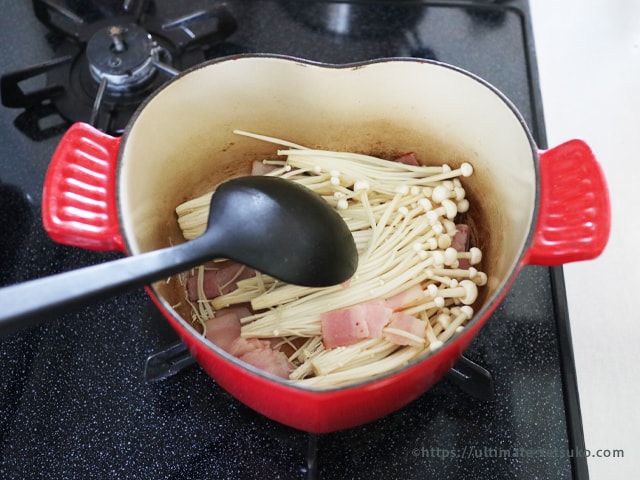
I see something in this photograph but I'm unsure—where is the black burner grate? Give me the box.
[0,0,236,139]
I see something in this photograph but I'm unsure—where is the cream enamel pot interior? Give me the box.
[42,55,610,433]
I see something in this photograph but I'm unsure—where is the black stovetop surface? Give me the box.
[0,1,587,478]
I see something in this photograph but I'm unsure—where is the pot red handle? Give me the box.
[524,139,610,266]
[42,122,125,252]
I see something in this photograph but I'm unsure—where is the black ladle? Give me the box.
[0,176,358,334]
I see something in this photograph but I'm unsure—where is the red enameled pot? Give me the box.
[42,55,610,433]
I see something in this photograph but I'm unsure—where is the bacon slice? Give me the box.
[452,224,470,269]
[186,262,255,301]
[383,312,426,347]
[251,160,279,176]
[394,152,420,166]
[451,224,470,251]
[321,308,369,348]
[204,306,251,352]
[205,306,293,379]
[364,299,393,338]
[238,345,293,379]
[321,299,392,348]
[385,284,424,310]
[228,337,293,379]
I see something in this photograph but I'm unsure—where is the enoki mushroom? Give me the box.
[175,131,487,388]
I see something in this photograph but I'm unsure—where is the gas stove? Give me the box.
[0,1,588,478]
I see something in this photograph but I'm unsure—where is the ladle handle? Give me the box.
[0,239,212,335]
[42,122,124,251]
[525,140,610,266]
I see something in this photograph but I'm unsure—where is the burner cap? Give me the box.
[86,24,156,92]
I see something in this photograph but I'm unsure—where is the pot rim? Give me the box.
[115,53,541,393]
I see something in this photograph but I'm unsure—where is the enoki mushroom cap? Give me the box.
[458,280,478,304]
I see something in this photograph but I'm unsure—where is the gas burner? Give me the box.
[87,24,160,92]
[0,0,237,140]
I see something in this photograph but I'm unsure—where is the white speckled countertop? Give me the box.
[530,1,640,477]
